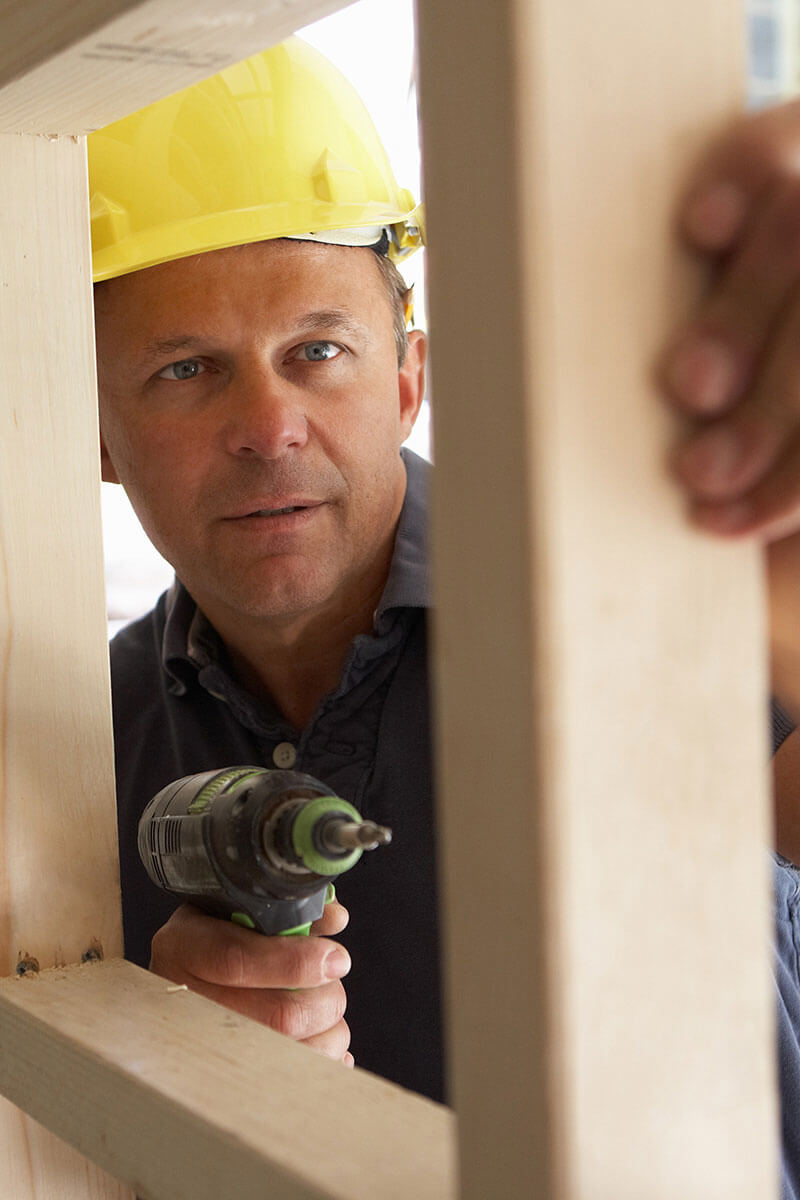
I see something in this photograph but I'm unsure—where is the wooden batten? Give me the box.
[0,121,132,1200]
[418,0,777,1196]
[0,131,121,998]
[0,0,352,134]
[0,958,456,1200]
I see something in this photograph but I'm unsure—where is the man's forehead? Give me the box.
[95,238,385,311]
[93,252,389,367]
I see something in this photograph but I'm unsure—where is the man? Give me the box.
[94,36,800,1113]
[93,37,439,1095]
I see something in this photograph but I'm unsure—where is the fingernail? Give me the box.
[685,183,747,247]
[324,948,351,979]
[344,1052,355,1069]
[668,337,738,412]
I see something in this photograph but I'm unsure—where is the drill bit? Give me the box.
[323,819,392,852]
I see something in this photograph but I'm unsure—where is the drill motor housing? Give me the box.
[138,766,384,936]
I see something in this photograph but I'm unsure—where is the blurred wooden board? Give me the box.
[419,0,778,1196]
[0,0,350,133]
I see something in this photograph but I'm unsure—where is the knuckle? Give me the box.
[149,920,183,977]
[303,1017,352,1062]
[149,924,168,966]
[268,990,310,1040]
[268,980,345,1042]
[328,979,348,1022]
[216,936,250,988]
[275,935,315,986]
[263,931,314,988]
[286,935,344,988]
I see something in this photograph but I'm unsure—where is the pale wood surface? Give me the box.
[0,1099,130,1200]
[418,1,778,1197]
[0,133,122,988]
[0,958,456,1200]
[0,130,132,1198]
[0,0,350,134]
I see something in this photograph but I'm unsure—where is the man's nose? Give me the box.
[223,366,309,459]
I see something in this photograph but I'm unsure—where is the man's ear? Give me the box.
[99,429,121,484]
[398,330,427,441]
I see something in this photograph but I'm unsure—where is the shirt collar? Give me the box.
[161,447,431,687]
[376,447,430,618]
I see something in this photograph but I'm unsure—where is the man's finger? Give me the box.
[310,897,349,937]
[181,976,348,1040]
[150,904,352,989]
[685,439,800,541]
[680,97,800,251]
[672,399,788,504]
[672,274,800,534]
[665,178,800,416]
[300,1017,352,1063]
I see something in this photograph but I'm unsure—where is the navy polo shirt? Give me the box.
[110,449,445,1101]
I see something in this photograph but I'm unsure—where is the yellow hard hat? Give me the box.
[88,37,423,283]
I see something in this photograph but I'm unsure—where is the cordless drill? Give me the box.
[137,766,391,935]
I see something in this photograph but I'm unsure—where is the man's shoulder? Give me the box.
[110,594,166,675]
[402,446,431,500]
[108,593,177,724]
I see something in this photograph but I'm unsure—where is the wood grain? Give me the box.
[0,958,456,1200]
[0,126,131,1200]
[0,0,351,134]
[418,1,778,1196]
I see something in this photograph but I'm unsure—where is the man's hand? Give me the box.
[149,899,354,1066]
[662,97,800,541]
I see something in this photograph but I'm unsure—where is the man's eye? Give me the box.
[295,341,342,362]
[158,358,205,381]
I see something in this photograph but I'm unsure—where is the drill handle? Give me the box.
[187,880,329,936]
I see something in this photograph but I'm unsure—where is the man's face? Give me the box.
[95,240,425,636]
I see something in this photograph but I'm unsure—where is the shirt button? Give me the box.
[272,742,297,769]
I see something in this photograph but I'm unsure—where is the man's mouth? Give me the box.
[250,505,305,516]
[229,499,324,520]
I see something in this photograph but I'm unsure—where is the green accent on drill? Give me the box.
[187,767,264,814]
[230,818,337,937]
[230,913,311,936]
[291,795,363,876]
[276,887,334,939]
[230,911,256,930]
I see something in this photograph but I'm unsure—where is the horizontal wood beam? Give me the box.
[0,0,351,134]
[0,958,456,1200]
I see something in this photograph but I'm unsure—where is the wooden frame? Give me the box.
[0,0,779,1196]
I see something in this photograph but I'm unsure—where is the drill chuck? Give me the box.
[138,766,391,935]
